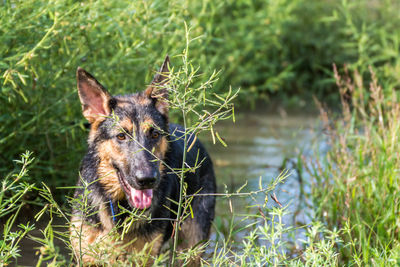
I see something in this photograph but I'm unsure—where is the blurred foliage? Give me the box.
[1,0,400,194]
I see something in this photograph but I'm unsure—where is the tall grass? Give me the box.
[0,151,36,265]
[3,0,400,265]
[311,67,400,265]
[0,36,342,267]
[2,152,343,266]
[2,0,400,192]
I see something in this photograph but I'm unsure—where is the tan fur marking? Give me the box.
[98,203,114,231]
[88,117,105,143]
[141,117,155,133]
[155,136,168,158]
[97,140,125,200]
[178,218,203,266]
[178,218,204,249]
[155,99,169,115]
[158,136,168,155]
[70,215,115,264]
[119,118,134,133]
[117,98,135,108]
[155,137,168,173]
[177,218,205,266]
[124,232,164,257]
[70,215,164,265]
[159,161,166,175]
[138,94,152,106]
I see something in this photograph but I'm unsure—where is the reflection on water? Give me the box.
[203,108,321,248]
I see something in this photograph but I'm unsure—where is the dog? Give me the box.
[70,56,216,265]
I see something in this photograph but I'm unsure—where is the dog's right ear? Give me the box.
[144,56,170,115]
[77,67,112,123]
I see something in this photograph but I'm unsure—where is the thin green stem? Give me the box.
[171,100,188,266]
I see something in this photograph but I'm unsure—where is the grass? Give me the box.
[2,0,400,192]
[7,65,400,266]
[2,153,341,266]
[3,75,400,264]
[2,0,400,265]
[0,30,338,266]
[0,151,36,265]
[310,67,400,265]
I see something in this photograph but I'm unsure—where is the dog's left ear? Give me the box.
[144,56,170,115]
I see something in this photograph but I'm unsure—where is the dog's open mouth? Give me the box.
[117,171,153,210]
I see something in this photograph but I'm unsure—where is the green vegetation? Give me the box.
[0,152,36,264]
[2,0,400,265]
[310,68,400,265]
[2,152,343,266]
[2,0,400,189]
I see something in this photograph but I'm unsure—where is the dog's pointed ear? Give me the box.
[77,67,112,123]
[144,56,170,115]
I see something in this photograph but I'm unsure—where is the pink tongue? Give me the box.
[130,188,153,209]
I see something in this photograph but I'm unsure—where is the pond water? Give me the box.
[12,108,321,265]
[203,107,321,249]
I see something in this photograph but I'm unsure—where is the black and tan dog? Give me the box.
[70,57,216,265]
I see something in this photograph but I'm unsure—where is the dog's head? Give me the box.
[77,57,170,210]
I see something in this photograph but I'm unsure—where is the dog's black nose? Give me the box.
[135,170,157,188]
[136,177,156,187]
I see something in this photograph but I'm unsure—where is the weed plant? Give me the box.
[0,151,36,265]
[311,67,400,265]
[2,152,343,266]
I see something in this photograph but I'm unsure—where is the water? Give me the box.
[11,109,320,265]
[203,108,320,247]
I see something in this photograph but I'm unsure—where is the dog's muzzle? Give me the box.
[117,171,154,210]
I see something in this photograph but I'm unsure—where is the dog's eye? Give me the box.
[151,130,160,139]
[116,133,126,140]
